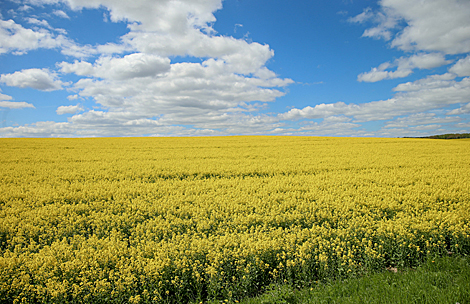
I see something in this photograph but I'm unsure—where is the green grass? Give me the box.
[222,255,470,304]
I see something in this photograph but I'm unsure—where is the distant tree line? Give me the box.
[405,133,470,139]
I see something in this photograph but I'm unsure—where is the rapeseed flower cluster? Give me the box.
[0,136,469,303]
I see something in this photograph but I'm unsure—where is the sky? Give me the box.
[0,0,470,138]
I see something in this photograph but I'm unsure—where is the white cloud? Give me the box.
[348,7,374,23]
[323,115,352,123]
[351,0,470,134]
[0,101,36,109]
[449,55,470,77]
[383,113,461,128]
[393,73,457,92]
[1,61,292,137]
[69,60,291,111]
[234,24,243,33]
[42,0,292,131]
[355,77,470,121]
[52,10,70,19]
[0,91,35,109]
[19,5,33,12]
[409,124,443,131]
[358,53,451,82]
[0,121,74,138]
[0,68,64,91]
[67,94,79,100]
[447,103,470,115]
[0,118,195,138]
[285,114,364,136]
[352,0,470,55]
[0,90,13,101]
[38,0,222,33]
[349,7,401,41]
[455,122,470,129]
[351,1,470,136]
[0,19,61,55]
[59,60,94,75]
[280,76,470,122]
[0,18,97,58]
[26,18,53,29]
[121,31,274,75]
[390,0,470,54]
[357,65,412,82]
[59,53,171,80]
[400,53,451,69]
[377,111,468,137]
[56,104,84,114]
[278,102,355,121]
[19,0,273,74]
[2,0,464,138]
[378,127,447,138]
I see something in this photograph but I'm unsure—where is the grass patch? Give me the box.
[231,255,470,304]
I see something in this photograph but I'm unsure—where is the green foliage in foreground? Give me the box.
[231,255,470,304]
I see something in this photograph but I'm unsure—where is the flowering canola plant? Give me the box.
[0,136,469,303]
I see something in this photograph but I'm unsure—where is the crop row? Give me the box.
[1,137,469,303]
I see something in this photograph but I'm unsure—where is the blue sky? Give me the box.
[1,0,469,137]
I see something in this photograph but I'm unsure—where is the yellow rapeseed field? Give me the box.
[1,136,469,303]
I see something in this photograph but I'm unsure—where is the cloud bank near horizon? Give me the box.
[0,0,469,137]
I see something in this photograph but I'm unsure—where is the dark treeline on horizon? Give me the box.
[404,133,470,139]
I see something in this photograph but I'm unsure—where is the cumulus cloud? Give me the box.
[0,101,36,109]
[280,76,470,122]
[449,55,470,77]
[284,114,365,136]
[357,64,412,82]
[39,0,292,135]
[393,73,457,92]
[383,113,461,128]
[69,59,291,111]
[377,111,467,137]
[18,5,33,12]
[26,0,221,34]
[353,0,470,88]
[447,103,470,115]
[348,7,374,24]
[0,118,190,138]
[58,60,94,76]
[0,91,13,102]
[404,53,452,69]
[25,18,53,29]
[0,68,64,91]
[67,94,79,100]
[56,104,84,115]
[2,0,466,138]
[59,53,171,80]
[15,0,273,72]
[0,19,60,55]
[0,18,100,58]
[0,91,35,109]
[52,10,70,19]
[0,121,74,138]
[278,102,355,121]
[348,7,401,41]
[358,53,451,82]
[351,0,470,54]
[121,31,274,75]
[49,0,293,130]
